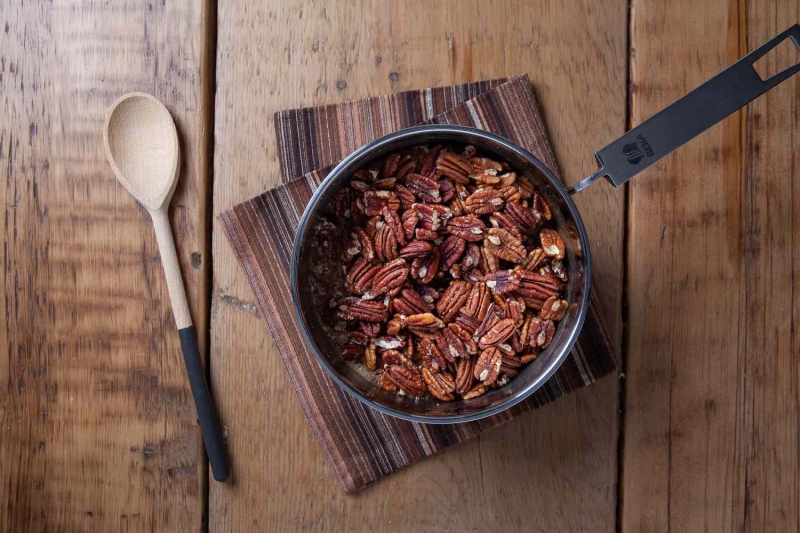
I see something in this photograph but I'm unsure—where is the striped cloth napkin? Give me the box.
[219,75,618,492]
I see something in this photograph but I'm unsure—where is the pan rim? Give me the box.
[290,124,592,424]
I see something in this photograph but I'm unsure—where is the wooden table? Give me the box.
[1,1,797,531]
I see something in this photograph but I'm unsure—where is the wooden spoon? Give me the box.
[103,93,229,482]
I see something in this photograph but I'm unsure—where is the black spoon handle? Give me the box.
[178,326,230,482]
[150,209,229,482]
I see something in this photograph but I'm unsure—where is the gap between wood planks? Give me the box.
[200,0,218,530]
[616,0,634,531]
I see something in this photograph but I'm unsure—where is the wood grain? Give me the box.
[0,0,214,531]
[210,1,626,530]
[623,1,800,531]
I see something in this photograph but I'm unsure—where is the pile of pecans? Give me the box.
[326,144,570,401]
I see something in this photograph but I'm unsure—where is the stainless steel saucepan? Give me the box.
[291,25,800,423]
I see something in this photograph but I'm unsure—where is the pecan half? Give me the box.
[455,357,475,394]
[361,190,400,216]
[414,228,439,241]
[346,257,379,294]
[461,282,492,320]
[419,338,447,372]
[404,313,444,334]
[422,367,456,401]
[333,188,352,218]
[550,259,568,282]
[484,269,521,294]
[504,297,526,327]
[382,153,402,178]
[449,184,469,216]
[395,157,416,180]
[340,229,362,262]
[382,349,413,367]
[520,352,539,364]
[473,308,500,342]
[530,316,556,348]
[375,177,396,189]
[348,331,370,346]
[484,228,526,263]
[465,189,505,215]
[337,298,388,322]
[498,171,517,187]
[353,227,375,261]
[516,270,561,299]
[368,258,409,297]
[518,248,546,271]
[504,201,538,233]
[440,235,466,270]
[410,248,440,284]
[365,342,378,371]
[516,175,535,199]
[374,336,404,350]
[460,243,481,271]
[469,157,503,182]
[436,151,472,184]
[480,243,500,274]
[419,145,445,176]
[405,173,441,203]
[359,321,382,336]
[393,287,431,315]
[414,203,448,231]
[439,179,456,202]
[489,211,524,241]
[396,184,416,209]
[364,216,382,238]
[539,296,568,321]
[418,285,440,305]
[341,343,363,361]
[384,365,426,396]
[454,313,481,335]
[386,316,404,335]
[374,223,398,262]
[379,370,398,391]
[398,239,433,259]
[474,347,502,385]
[435,327,467,361]
[462,383,488,399]
[436,280,472,322]
[539,228,565,259]
[382,206,407,246]
[350,179,372,193]
[446,216,486,242]
[478,318,516,349]
[401,208,419,240]
[531,191,552,223]
[500,354,522,377]
[496,185,521,203]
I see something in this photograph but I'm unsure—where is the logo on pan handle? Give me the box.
[623,134,655,165]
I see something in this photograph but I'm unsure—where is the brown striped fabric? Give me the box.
[219,75,618,492]
[274,79,507,181]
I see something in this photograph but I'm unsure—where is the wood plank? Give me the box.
[740,3,800,531]
[210,1,626,530]
[0,0,214,530]
[623,1,800,531]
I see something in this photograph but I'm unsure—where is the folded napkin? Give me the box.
[219,75,618,492]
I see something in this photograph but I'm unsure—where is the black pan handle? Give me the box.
[569,24,800,194]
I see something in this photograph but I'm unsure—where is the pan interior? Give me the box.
[292,127,590,422]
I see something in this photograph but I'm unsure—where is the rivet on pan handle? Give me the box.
[569,24,800,194]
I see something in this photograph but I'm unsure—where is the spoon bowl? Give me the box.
[104,93,180,212]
